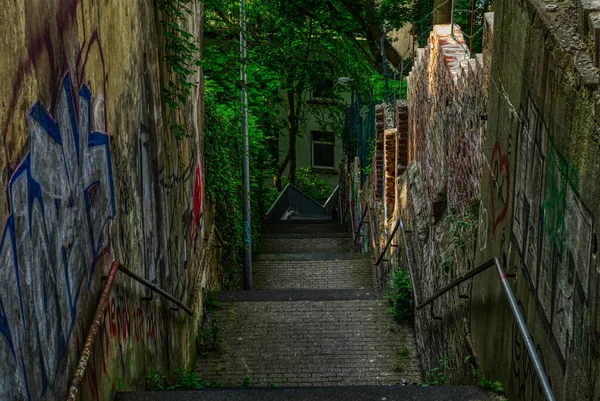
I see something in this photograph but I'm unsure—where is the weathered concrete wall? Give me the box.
[473,0,600,400]
[0,1,221,400]
[403,21,492,382]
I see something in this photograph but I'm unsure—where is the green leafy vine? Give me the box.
[155,0,202,139]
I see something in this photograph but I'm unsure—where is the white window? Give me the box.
[311,131,335,169]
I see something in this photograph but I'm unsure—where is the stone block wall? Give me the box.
[0,1,221,400]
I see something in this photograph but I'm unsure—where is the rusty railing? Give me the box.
[66,261,192,401]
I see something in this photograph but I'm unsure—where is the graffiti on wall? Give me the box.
[511,301,551,401]
[511,96,595,370]
[140,125,159,288]
[190,161,203,240]
[490,142,511,233]
[0,72,115,400]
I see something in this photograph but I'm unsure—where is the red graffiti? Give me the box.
[109,298,117,338]
[146,312,158,353]
[191,162,204,239]
[490,142,510,233]
[107,295,163,354]
[134,308,144,344]
[118,296,131,344]
[99,316,111,374]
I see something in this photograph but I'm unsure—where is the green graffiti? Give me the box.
[543,140,579,251]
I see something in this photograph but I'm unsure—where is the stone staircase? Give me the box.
[115,219,502,400]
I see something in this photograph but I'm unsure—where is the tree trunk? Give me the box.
[274,152,290,191]
[287,89,298,185]
[433,0,452,24]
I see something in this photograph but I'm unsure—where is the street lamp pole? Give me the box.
[240,0,252,290]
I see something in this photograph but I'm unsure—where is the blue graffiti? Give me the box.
[0,72,116,400]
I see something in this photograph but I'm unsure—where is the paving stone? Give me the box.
[261,237,352,253]
[196,299,421,387]
[254,259,375,289]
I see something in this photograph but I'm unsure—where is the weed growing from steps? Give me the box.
[240,376,254,387]
[398,348,411,359]
[422,357,449,387]
[198,291,222,356]
[145,367,223,390]
[386,269,414,321]
[204,290,221,312]
[474,369,505,395]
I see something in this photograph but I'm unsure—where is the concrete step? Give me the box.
[265,221,346,234]
[196,297,421,387]
[115,386,503,401]
[261,237,352,254]
[254,257,376,290]
[215,288,386,303]
[262,232,351,239]
[255,252,371,261]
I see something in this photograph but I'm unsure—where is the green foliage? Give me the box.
[422,358,449,387]
[474,369,505,394]
[386,269,414,321]
[155,0,202,139]
[116,378,126,390]
[371,73,408,104]
[240,376,253,387]
[281,168,334,204]
[204,290,221,313]
[197,314,221,356]
[203,0,415,287]
[452,0,492,54]
[412,0,435,47]
[169,367,205,390]
[268,380,279,388]
[146,370,168,391]
[145,367,213,391]
[204,73,276,288]
[398,348,411,359]
[437,204,478,272]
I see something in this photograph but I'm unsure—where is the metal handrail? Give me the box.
[66,261,193,401]
[395,218,556,401]
[354,207,369,244]
[374,216,402,266]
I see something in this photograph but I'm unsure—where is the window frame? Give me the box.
[311,131,336,170]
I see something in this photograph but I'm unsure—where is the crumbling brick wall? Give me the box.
[402,19,493,383]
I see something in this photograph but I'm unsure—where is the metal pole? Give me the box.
[469,0,476,53]
[450,0,456,38]
[393,69,397,127]
[240,0,252,290]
